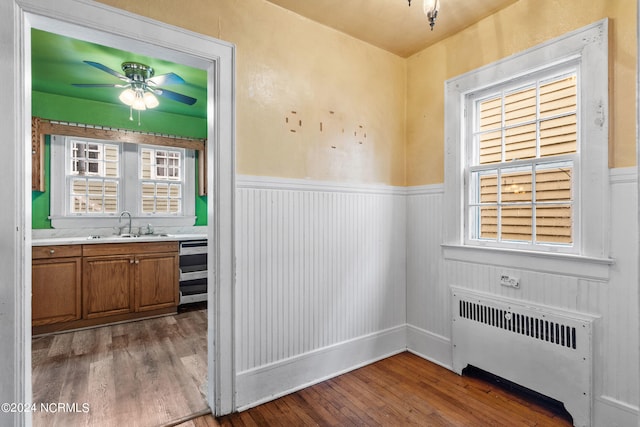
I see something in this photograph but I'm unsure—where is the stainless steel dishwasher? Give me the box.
[178,239,208,305]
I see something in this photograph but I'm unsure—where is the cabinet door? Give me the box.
[32,257,81,326]
[83,255,134,319]
[135,252,179,312]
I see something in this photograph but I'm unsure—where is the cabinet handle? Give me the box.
[49,249,55,254]
[135,260,139,264]
[130,259,134,264]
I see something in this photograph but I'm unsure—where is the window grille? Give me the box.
[468,72,577,246]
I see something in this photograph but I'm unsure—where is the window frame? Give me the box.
[50,135,196,228]
[443,19,611,278]
[66,138,121,216]
[137,144,187,218]
[464,64,581,253]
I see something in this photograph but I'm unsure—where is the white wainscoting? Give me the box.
[235,175,407,409]
[406,184,451,365]
[406,168,639,426]
[233,170,638,422]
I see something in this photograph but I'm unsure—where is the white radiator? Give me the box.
[451,286,597,427]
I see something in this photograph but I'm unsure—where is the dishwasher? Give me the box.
[179,239,208,305]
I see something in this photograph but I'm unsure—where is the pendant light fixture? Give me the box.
[408,0,440,31]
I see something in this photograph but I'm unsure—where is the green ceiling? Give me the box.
[31,29,207,120]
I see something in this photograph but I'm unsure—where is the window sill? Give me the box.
[441,244,614,281]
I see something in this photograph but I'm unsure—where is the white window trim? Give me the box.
[443,19,612,276]
[50,135,196,229]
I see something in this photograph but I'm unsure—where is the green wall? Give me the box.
[194,151,207,226]
[32,92,208,229]
[32,136,51,229]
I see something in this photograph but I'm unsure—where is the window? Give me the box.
[68,140,120,214]
[51,135,195,228]
[140,147,183,214]
[443,20,610,271]
[467,70,578,249]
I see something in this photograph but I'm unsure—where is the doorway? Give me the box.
[8,0,236,424]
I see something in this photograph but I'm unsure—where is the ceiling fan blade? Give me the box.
[155,88,197,105]
[147,72,185,86]
[72,83,124,88]
[83,60,129,82]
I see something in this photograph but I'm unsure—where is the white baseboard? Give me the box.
[593,395,639,426]
[235,325,407,410]
[406,324,452,370]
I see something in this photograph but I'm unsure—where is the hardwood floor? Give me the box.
[33,311,573,427]
[32,304,208,427]
[177,352,573,427]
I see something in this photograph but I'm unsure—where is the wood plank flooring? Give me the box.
[178,352,573,427]
[34,309,574,427]
[32,305,208,427]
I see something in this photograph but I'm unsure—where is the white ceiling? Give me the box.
[265,0,519,57]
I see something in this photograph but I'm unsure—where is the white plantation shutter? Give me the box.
[104,145,119,177]
[141,149,153,179]
[470,72,577,246]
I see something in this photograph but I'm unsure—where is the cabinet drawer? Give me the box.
[82,241,178,257]
[33,245,82,259]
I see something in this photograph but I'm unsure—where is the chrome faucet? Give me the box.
[118,210,132,235]
[144,223,154,235]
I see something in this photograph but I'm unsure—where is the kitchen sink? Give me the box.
[86,233,169,240]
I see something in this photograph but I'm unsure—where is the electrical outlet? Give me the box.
[500,274,520,288]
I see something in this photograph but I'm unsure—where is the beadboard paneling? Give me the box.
[406,185,446,338]
[235,177,407,376]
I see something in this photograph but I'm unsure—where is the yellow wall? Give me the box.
[97,0,635,187]
[407,0,637,185]
[97,0,407,186]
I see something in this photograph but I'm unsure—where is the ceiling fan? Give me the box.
[72,61,197,124]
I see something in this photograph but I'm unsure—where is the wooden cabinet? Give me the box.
[33,241,179,334]
[32,245,82,326]
[83,241,179,318]
[82,255,134,319]
[135,252,180,312]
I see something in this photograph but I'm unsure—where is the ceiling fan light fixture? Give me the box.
[118,88,136,106]
[423,0,440,31]
[143,92,159,109]
[131,93,147,111]
[73,60,198,125]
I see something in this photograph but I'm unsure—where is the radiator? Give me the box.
[451,286,597,427]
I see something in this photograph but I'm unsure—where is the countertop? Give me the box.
[32,233,207,246]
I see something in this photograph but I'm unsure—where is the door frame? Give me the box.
[5,0,236,423]
[637,0,640,423]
